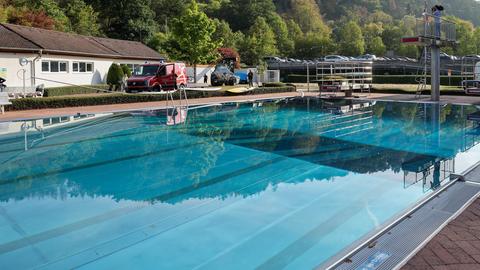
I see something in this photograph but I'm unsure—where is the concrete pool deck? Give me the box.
[2,91,480,122]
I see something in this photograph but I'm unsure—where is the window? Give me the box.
[72,62,94,73]
[121,64,140,72]
[41,61,68,73]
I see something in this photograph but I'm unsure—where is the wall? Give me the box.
[186,65,214,84]
[0,52,154,93]
[0,52,35,92]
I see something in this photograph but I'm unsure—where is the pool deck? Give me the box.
[3,91,480,122]
[401,198,480,270]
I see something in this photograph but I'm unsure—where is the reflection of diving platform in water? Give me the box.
[403,156,455,192]
[463,111,480,151]
[312,101,375,138]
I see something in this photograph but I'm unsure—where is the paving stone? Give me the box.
[456,241,480,255]
[402,199,480,270]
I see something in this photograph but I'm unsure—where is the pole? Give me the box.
[431,45,440,101]
[307,63,310,92]
[22,69,26,96]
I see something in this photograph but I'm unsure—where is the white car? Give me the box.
[356,54,377,61]
[324,55,348,62]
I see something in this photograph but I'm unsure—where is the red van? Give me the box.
[126,63,188,93]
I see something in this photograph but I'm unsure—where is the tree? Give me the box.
[86,0,157,43]
[33,0,71,31]
[269,12,294,56]
[218,47,241,69]
[0,0,7,23]
[475,28,480,54]
[147,32,170,56]
[120,64,132,77]
[287,0,330,36]
[63,0,101,36]
[106,63,124,91]
[218,0,276,31]
[212,19,242,49]
[446,16,477,55]
[337,20,365,56]
[293,32,334,58]
[6,7,56,30]
[286,19,303,42]
[239,17,278,65]
[151,0,189,32]
[363,23,385,55]
[167,0,219,82]
[368,37,386,56]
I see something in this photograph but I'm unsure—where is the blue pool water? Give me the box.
[1,98,480,269]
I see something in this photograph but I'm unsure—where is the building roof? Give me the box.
[0,23,164,61]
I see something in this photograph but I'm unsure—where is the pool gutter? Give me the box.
[323,160,480,270]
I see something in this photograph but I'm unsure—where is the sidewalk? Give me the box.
[402,198,480,270]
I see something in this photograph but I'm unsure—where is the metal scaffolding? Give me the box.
[315,61,373,96]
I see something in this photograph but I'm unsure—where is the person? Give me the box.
[204,74,208,84]
[247,70,254,88]
[432,5,444,39]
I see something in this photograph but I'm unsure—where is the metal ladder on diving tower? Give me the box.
[416,46,430,98]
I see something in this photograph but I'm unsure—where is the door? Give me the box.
[158,64,175,89]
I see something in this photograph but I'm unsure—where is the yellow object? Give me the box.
[226,87,253,94]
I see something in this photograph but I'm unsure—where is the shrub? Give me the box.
[106,64,124,90]
[373,75,463,85]
[44,85,110,97]
[121,64,132,78]
[263,82,286,87]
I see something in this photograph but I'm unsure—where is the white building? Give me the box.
[0,23,164,92]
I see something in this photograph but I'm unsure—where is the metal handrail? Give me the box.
[415,13,456,41]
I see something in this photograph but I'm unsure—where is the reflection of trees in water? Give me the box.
[2,101,479,204]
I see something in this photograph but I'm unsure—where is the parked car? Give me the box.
[356,54,377,61]
[234,71,248,84]
[324,55,348,62]
[126,62,188,93]
[211,64,237,86]
[464,55,480,60]
[263,56,284,64]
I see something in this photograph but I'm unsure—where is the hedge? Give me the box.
[373,75,464,86]
[285,74,465,85]
[44,85,111,97]
[7,86,296,111]
[371,87,465,96]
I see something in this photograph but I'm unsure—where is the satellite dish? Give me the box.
[19,58,29,66]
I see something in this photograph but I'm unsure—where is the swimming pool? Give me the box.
[1,98,480,269]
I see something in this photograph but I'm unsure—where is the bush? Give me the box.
[44,85,110,97]
[285,74,464,86]
[7,86,296,111]
[106,64,124,90]
[262,82,286,87]
[373,75,463,86]
[121,64,132,78]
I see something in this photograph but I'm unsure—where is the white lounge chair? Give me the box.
[0,92,12,114]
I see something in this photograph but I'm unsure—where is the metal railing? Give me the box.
[415,14,456,42]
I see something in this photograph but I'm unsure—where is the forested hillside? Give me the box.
[1,0,479,65]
